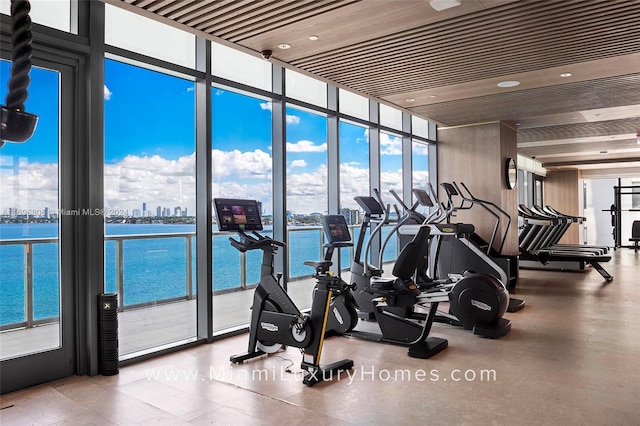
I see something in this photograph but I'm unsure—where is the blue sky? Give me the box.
[1,58,416,215]
[0,61,60,164]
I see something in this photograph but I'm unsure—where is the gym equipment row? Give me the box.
[518,204,613,281]
[213,187,522,385]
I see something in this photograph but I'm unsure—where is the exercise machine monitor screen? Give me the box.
[322,215,352,243]
[354,196,385,215]
[412,188,434,207]
[214,198,263,231]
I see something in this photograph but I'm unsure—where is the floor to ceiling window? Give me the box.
[285,105,328,308]
[0,62,62,360]
[339,120,370,268]
[412,140,430,213]
[210,88,272,332]
[0,56,79,393]
[103,59,196,357]
[379,130,403,263]
[103,3,198,358]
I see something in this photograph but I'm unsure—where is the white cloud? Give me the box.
[380,133,402,156]
[380,169,403,194]
[338,162,370,210]
[104,85,112,101]
[259,102,299,124]
[286,140,326,152]
[413,142,429,155]
[290,159,307,168]
[1,147,400,218]
[0,160,59,210]
[212,149,272,179]
[104,154,197,213]
[286,115,300,124]
[285,164,328,214]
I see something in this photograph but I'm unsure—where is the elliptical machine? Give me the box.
[215,198,354,386]
[349,189,511,338]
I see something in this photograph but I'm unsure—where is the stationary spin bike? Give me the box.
[214,198,354,386]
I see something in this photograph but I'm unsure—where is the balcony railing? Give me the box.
[0,225,382,331]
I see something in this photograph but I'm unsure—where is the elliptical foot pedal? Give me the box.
[473,318,511,339]
[507,297,525,313]
[408,337,448,359]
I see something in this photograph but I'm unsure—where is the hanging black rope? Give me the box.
[1,0,38,148]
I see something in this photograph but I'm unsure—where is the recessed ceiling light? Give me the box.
[429,95,437,98]
[278,43,291,50]
[429,0,461,11]
[560,72,573,78]
[406,98,415,102]
[308,35,319,41]
[577,139,588,142]
[497,81,520,88]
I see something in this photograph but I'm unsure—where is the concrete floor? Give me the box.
[1,249,638,425]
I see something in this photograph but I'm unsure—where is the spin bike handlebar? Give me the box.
[229,230,285,253]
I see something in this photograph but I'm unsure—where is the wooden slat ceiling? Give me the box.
[115,0,640,170]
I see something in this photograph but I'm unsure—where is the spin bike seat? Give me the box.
[304,260,332,274]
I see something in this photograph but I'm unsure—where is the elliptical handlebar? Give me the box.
[455,181,512,255]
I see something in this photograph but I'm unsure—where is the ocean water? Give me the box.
[0,223,396,326]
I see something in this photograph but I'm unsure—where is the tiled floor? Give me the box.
[1,250,639,425]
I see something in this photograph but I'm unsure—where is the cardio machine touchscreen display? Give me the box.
[214,198,263,231]
[322,215,352,243]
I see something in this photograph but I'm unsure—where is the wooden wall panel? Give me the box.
[437,122,519,256]
[543,169,581,244]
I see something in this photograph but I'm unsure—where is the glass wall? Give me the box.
[412,140,429,199]
[1,2,438,375]
[339,120,370,269]
[0,0,72,33]
[340,121,370,212]
[211,88,272,331]
[285,106,328,308]
[379,131,403,263]
[105,3,195,68]
[103,59,196,356]
[0,62,62,360]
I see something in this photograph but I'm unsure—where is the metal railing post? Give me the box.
[115,239,124,312]
[24,243,34,328]
[186,235,193,299]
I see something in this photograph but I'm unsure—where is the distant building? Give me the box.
[132,209,141,217]
[142,202,147,217]
[156,206,162,217]
[340,208,359,225]
[174,206,181,217]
